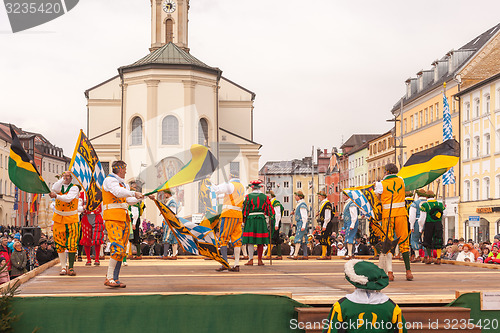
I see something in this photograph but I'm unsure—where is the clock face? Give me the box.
[162,0,176,13]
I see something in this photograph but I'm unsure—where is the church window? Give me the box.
[131,117,143,146]
[162,115,179,145]
[230,162,240,178]
[198,118,209,146]
[166,19,174,43]
[101,162,109,175]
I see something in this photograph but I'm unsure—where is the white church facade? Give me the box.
[85,0,261,225]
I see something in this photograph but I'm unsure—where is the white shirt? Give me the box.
[296,199,308,229]
[456,251,475,262]
[417,199,447,233]
[272,199,281,227]
[346,288,389,305]
[408,196,424,228]
[337,247,347,256]
[102,172,139,205]
[211,179,239,195]
[130,205,139,221]
[319,199,332,229]
[346,199,358,229]
[51,177,79,203]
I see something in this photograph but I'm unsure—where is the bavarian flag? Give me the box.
[398,138,459,191]
[146,144,218,195]
[8,125,50,194]
[154,198,229,268]
[69,130,106,212]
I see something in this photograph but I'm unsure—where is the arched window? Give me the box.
[485,94,491,114]
[474,98,480,117]
[473,179,480,201]
[198,118,208,146]
[484,177,490,200]
[464,102,470,121]
[165,19,173,43]
[474,136,480,158]
[131,117,143,146]
[496,175,500,198]
[484,133,491,156]
[464,180,470,201]
[162,115,179,145]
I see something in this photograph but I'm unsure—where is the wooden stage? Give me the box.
[16,258,500,305]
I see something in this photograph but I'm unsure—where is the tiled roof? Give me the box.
[391,23,500,112]
[341,134,380,150]
[259,159,317,175]
[120,42,219,73]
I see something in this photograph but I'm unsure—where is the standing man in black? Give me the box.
[316,191,334,260]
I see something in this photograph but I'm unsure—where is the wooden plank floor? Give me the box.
[17,258,500,305]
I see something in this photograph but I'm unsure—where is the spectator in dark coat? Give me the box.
[353,237,371,256]
[36,239,58,266]
[141,235,163,256]
[10,241,27,279]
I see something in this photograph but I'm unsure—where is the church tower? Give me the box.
[150,0,189,52]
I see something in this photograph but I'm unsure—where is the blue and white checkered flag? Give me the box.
[442,92,455,185]
[69,130,105,211]
[155,199,230,268]
[343,185,376,220]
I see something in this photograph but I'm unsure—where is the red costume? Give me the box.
[79,191,105,265]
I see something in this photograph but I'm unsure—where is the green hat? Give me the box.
[344,259,389,290]
[317,190,327,197]
[294,191,305,199]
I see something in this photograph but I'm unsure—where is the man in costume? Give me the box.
[316,191,334,260]
[79,191,105,266]
[342,193,360,259]
[211,175,245,272]
[374,163,413,281]
[49,171,80,276]
[103,161,143,288]
[323,259,407,333]
[161,189,180,260]
[418,190,445,265]
[409,189,426,263]
[264,190,284,260]
[290,191,309,260]
[128,182,145,260]
[242,180,274,266]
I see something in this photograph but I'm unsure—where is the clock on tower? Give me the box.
[162,0,176,13]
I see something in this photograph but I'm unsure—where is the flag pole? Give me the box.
[442,82,447,207]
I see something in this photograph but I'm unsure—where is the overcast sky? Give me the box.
[1,0,500,167]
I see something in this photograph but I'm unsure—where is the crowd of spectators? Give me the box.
[0,225,58,284]
[440,235,500,264]
[0,220,498,284]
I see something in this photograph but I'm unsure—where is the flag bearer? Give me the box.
[50,171,80,276]
[211,174,245,272]
[374,163,413,282]
[102,161,143,288]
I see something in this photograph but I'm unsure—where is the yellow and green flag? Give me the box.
[398,139,459,191]
[146,144,218,195]
[8,125,50,194]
